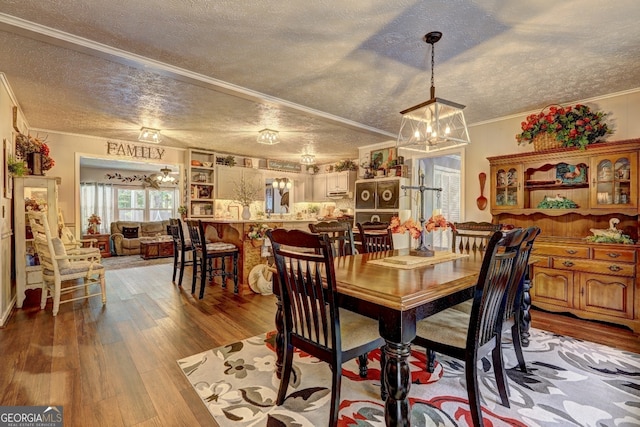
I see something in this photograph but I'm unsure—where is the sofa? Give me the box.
[110,220,171,256]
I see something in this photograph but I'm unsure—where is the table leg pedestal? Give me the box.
[383,341,411,427]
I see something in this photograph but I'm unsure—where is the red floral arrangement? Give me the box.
[515,104,609,150]
[15,133,55,171]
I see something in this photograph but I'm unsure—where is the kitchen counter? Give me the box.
[198,219,319,294]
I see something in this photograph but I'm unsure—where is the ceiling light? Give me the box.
[272,178,291,189]
[139,127,161,143]
[300,153,316,164]
[257,128,280,145]
[156,166,176,183]
[396,31,470,153]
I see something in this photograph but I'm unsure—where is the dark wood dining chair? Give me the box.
[267,228,385,427]
[169,218,194,287]
[356,221,394,253]
[412,228,526,427]
[451,221,502,255]
[186,220,239,299]
[308,220,356,257]
[448,226,541,374]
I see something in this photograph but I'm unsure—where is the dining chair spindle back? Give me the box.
[268,228,385,427]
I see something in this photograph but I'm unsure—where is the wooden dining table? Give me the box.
[272,248,491,427]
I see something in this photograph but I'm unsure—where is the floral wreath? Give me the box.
[426,214,456,232]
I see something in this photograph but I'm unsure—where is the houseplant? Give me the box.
[178,205,188,219]
[7,155,27,176]
[516,104,610,150]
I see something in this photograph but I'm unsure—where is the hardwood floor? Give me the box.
[1,263,638,426]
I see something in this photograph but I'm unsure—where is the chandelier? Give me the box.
[156,166,176,183]
[396,31,470,153]
[272,178,292,189]
[300,153,316,165]
[257,129,280,145]
[138,127,161,143]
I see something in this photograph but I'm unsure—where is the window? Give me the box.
[116,188,146,221]
[149,189,176,221]
[115,187,179,221]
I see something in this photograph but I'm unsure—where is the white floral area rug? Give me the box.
[178,329,640,427]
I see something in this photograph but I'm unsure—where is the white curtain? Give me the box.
[80,182,114,234]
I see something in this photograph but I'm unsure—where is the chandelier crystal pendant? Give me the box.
[396,31,470,153]
[257,129,280,145]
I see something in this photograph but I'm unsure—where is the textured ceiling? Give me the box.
[0,1,639,165]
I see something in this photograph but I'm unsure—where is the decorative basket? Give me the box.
[533,132,562,151]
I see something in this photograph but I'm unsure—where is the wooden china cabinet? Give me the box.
[488,138,640,333]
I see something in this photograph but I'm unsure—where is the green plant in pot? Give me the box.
[7,155,27,176]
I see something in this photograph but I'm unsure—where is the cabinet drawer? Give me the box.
[551,257,635,277]
[592,247,636,263]
[532,244,590,258]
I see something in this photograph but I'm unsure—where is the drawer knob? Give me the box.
[609,265,622,272]
[607,252,620,258]
[565,249,577,254]
[562,260,575,267]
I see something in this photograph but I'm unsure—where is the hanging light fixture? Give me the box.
[138,127,161,143]
[300,153,316,165]
[156,166,176,183]
[257,129,280,145]
[396,31,470,153]
[271,178,292,189]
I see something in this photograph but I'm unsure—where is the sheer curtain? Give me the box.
[80,182,114,235]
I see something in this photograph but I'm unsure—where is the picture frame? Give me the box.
[4,137,13,198]
[370,147,396,170]
[244,158,253,168]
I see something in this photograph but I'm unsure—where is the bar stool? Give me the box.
[169,218,194,287]
[186,220,239,298]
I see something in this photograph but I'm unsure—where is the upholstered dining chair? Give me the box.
[308,220,356,257]
[412,228,526,427]
[356,221,394,253]
[169,218,193,287]
[186,220,239,298]
[267,228,385,427]
[28,211,106,316]
[451,221,503,255]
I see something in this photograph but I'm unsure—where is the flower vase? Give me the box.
[27,152,43,175]
[241,206,251,220]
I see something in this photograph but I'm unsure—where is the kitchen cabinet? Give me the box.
[13,176,60,308]
[488,139,640,332]
[325,171,354,196]
[295,174,314,202]
[187,149,216,218]
[313,174,327,201]
[354,177,410,224]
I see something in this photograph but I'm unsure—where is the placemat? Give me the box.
[367,251,468,269]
